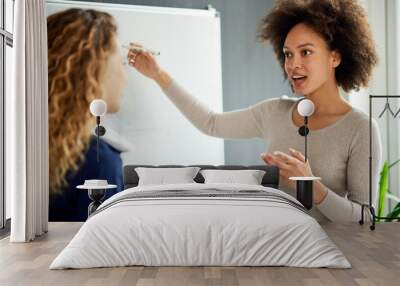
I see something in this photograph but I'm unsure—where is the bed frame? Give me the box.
[123,165,279,189]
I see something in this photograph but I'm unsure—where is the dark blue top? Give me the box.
[49,136,123,221]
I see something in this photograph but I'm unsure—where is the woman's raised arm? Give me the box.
[128,45,270,139]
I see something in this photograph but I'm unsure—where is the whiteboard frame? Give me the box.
[46,0,219,18]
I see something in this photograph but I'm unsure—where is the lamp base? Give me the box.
[296,180,313,210]
[87,189,106,216]
[289,177,321,210]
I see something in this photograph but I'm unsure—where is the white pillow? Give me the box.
[200,169,266,185]
[135,167,201,186]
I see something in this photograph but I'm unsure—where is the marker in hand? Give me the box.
[122,44,160,56]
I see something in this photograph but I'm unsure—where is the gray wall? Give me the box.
[70,0,292,164]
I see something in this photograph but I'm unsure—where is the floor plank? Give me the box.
[0,222,399,286]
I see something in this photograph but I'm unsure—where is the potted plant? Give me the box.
[377,159,400,221]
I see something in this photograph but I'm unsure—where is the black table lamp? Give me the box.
[89,99,107,162]
[76,101,112,218]
[290,98,320,210]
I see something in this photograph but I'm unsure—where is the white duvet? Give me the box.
[50,183,351,269]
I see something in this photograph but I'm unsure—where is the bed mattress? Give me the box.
[50,183,350,269]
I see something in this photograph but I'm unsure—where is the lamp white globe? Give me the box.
[90,99,107,116]
[297,99,315,117]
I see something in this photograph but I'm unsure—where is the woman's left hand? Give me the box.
[261,148,313,189]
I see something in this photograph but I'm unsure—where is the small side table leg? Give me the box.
[87,189,106,216]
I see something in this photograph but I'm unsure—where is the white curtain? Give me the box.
[8,0,48,242]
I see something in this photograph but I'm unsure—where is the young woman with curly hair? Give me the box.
[128,0,382,222]
[48,8,127,221]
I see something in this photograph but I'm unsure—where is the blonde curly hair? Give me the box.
[48,9,117,194]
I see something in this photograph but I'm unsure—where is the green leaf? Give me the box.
[385,202,400,222]
[377,161,389,221]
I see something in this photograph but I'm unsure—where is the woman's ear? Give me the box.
[331,50,341,68]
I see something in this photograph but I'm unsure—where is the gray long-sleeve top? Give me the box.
[162,81,382,222]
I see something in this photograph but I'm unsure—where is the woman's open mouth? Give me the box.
[292,75,307,88]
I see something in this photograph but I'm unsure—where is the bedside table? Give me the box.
[77,181,117,217]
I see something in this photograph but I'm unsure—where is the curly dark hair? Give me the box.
[258,0,378,92]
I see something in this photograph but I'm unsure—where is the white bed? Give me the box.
[50,183,351,269]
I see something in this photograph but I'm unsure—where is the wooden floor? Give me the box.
[0,222,399,286]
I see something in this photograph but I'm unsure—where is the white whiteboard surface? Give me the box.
[47,0,224,165]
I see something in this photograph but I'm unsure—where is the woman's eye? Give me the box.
[284,52,292,58]
[302,50,312,56]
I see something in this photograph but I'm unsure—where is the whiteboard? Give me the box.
[46,0,224,165]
